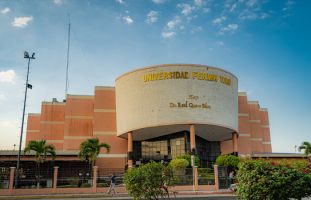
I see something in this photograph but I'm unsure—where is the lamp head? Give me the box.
[24,51,29,58]
[31,52,35,59]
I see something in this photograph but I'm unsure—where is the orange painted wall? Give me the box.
[220,92,272,155]
[26,86,271,169]
[25,114,42,144]
[40,103,65,150]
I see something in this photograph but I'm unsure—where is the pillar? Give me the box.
[9,167,15,194]
[92,166,98,192]
[214,165,219,190]
[194,166,198,191]
[232,132,238,156]
[53,166,59,190]
[190,124,196,167]
[128,131,133,168]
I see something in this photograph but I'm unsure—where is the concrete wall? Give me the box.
[115,64,238,139]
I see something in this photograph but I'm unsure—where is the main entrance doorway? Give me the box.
[132,131,221,167]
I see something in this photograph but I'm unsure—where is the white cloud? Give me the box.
[283,0,295,11]
[145,11,158,24]
[177,3,195,16]
[0,70,16,83]
[1,7,10,14]
[230,3,237,12]
[260,13,269,19]
[191,26,202,33]
[220,24,239,34]
[167,17,181,30]
[152,0,165,4]
[239,9,258,20]
[216,41,224,47]
[11,16,33,28]
[161,31,176,39]
[194,0,205,6]
[246,0,257,7]
[116,0,125,4]
[122,16,133,25]
[0,94,6,101]
[212,16,226,25]
[53,0,63,5]
[203,7,210,13]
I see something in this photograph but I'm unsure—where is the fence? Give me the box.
[0,167,10,189]
[198,167,215,185]
[0,165,220,195]
[57,167,93,188]
[16,166,53,189]
[169,168,193,186]
[97,168,124,187]
[218,165,229,189]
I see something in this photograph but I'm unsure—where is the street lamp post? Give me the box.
[15,51,35,188]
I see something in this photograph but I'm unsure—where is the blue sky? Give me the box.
[0,0,310,153]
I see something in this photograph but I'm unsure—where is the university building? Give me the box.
[25,64,272,169]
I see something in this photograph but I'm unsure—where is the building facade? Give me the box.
[25,64,272,168]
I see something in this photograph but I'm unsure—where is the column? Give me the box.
[190,124,196,166]
[232,132,238,156]
[92,166,98,192]
[214,165,219,190]
[194,166,198,191]
[9,167,15,194]
[53,166,59,190]
[128,131,133,168]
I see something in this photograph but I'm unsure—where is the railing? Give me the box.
[169,168,193,186]
[198,167,215,185]
[0,165,219,193]
[57,168,93,188]
[0,167,10,189]
[16,167,53,189]
[97,168,124,187]
[218,166,229,189]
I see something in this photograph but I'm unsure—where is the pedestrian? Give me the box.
[229,171,234,184]
[107,173,117,195]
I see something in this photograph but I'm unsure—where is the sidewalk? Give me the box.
[0,189,235,199]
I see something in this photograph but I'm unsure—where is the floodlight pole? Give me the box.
[15,51,35,188]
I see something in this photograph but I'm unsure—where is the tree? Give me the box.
[298,141,311,158]
[24,140,56,188]
[78,138,110,167]
[123,161,173,200]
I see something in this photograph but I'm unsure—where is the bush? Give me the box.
[237,159,311,200]
[216,154,240,169]
[123,161,173,200]
[169,158,189,170]
[177,154,200,167]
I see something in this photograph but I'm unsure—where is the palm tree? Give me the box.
[78,138,110,168]
[24,140,56,188]
[298,141,311,157]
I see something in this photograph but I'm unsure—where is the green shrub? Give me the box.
[169,158,189,170]
[177,154,200,167]
[216,154,240,169]
[237,159,311,200]
[123,161,173,200]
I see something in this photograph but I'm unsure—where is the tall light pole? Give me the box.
[15,51,35,188]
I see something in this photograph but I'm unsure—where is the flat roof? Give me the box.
[0,150,79,156]
[252,153,306,158]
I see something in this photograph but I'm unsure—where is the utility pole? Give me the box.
[15,51,35,188]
